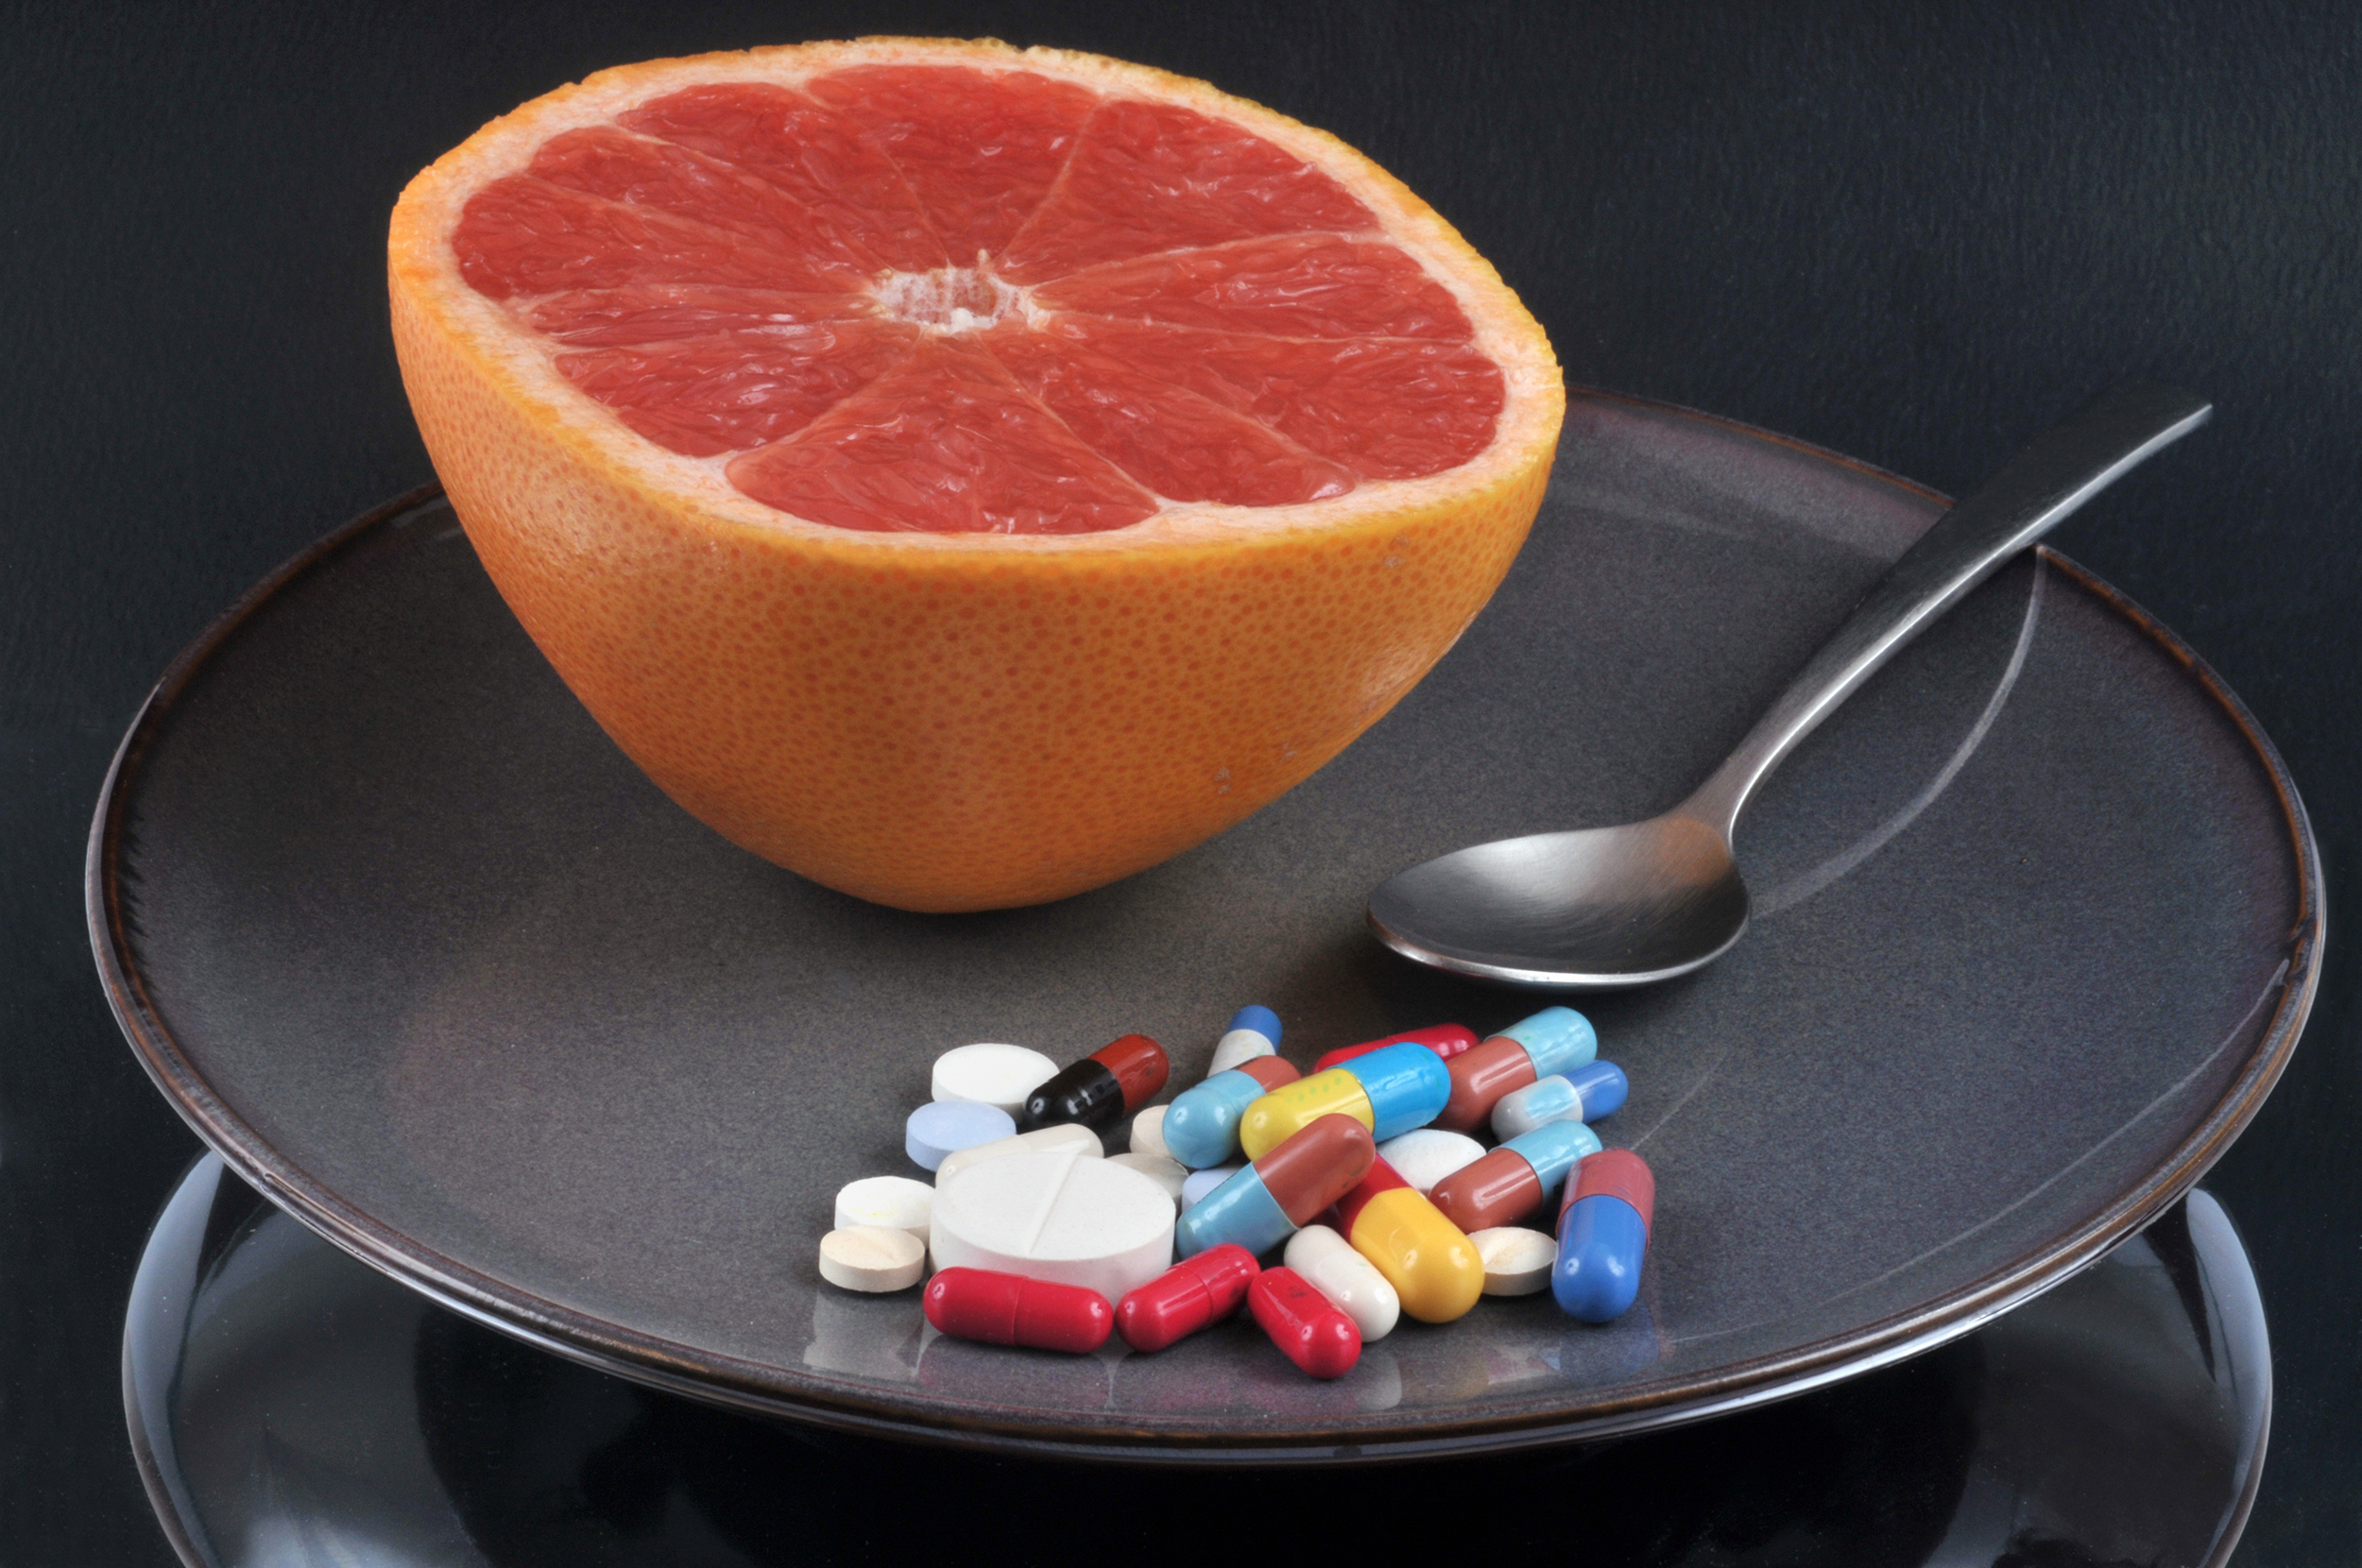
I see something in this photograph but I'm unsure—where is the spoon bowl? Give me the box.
[1369,383,2214,990]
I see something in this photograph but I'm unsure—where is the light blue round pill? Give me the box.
[1180,1164,1241,1211]
[905,1100,1016,1171]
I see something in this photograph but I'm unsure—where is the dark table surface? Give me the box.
[6,3,2356,1560]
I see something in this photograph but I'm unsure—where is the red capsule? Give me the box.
[1311,1024,1478,1076]
[1250,1266,1361,1378]
[1115,1244,1260,1352]
[923,1267,1112,1354]
[1093,1032,1171,1110]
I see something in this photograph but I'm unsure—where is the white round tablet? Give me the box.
[1472,1226,1557,1296]
[934,1122,1102,1185]
[1378,1128,1487,1194]
[1107,1150,1188,1206]
[931,1042,1061,1116]
[818,1226,927,1292]
[929,1150,1175,1303]
[834,1175,933,1243]
[1127,1104,1172,1162]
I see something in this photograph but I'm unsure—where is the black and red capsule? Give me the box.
[1017,1033,1170,1134]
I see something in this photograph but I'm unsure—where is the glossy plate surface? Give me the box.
[127,1155,2269,1566]
[89,391,2320,1458]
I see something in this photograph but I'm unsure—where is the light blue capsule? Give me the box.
[1491,1061,1628,1141]
[1174,1166,1292,1258]
[1494,1006,1598,1080]
[1499,1118,1603,1197]
[1164,1069,1272,1168]
[1342,1041,1454,1141]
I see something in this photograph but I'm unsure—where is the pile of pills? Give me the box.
[816,1006,1654,1380]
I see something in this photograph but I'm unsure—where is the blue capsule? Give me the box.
[1553,1150,1654,1323]
[1207,1005,1283,1075]
[1164,1055,1302,1168]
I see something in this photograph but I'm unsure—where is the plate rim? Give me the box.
[85,390,2326,1462]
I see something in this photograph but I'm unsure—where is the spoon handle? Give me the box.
[1682,382,2213,837]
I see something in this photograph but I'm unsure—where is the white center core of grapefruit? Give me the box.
[875,265,1024,332]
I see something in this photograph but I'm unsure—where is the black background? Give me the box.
[5,2,2356,1560]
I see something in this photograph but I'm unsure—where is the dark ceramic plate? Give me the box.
[126,1154,2270,1566]
[89,391,2321,1461]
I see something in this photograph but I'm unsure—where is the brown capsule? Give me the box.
[1436,1035,1541,1133]
[1428,1147,1547,1233]
[1256,1113,1376,1223]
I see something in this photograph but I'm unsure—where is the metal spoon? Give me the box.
[1367,383,2213,989]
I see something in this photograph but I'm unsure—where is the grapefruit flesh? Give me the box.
[390,40,1562,911]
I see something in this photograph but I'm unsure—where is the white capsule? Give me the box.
[933,1122,1102,1185]
[1179,1164,1241,1211]
[1108,1150,1189,1207]
[1284,1224,1400,1341]
[818,1226,927,1292]
[1378,1128,1487,1194]
[833,1175,933,1244]
[931,1042,1060,1116]
[1472,1227,1557,1296]
[1127,1104,1172,1162]
[1207,1029,1276,1076]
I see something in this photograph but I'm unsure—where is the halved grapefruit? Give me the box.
[390,38,1562,912]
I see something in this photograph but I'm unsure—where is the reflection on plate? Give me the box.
[127,1155,2269,1564]
[91,390,2319,1457]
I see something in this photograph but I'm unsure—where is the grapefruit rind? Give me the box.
[389,38,1563,912]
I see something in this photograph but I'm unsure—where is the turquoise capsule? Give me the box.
[1164,1055,1301,1168]
[1343,1042,1454,1141]
[1494,1006,1599,1079]
[1500,1118,1604,1197]
[1174,1164,1296,1258]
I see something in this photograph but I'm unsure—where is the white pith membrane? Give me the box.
[397,40,1563,550]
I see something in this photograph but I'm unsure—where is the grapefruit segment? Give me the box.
[984,325,1354,505]
[1033,232,1476,340]
[389,39,1563,911]
[997,97,1375,283]
[620,83,948,271]
[1040,315,1505,480]
[526,126,882,281]
[525,285,880,346]
[454,176,853,297]
[725,335,1159,534]
[556,317,919,458]
[803,64,1098,260]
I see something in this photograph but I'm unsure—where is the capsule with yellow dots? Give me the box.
[1237,1042,1451,1162]
[1326,1155,1486,1323]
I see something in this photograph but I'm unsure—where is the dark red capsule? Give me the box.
[1115,1244,1260,1352]
[1311,1024,1478,1076]
[924,1267,1112,1354]
[1249,1266,1361,1378]
[1017,1033,1171,1133]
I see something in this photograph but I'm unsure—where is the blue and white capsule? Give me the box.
[1490,1060,1630,1141]
[1207,1005,1282,1075]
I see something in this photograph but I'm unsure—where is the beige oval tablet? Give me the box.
[1472,1226,1557,1296]
[1378,1128,1487,1195]
[930,1149,1174,1302]
[1127,1104,1172,1162]
[818,1225,927,1292]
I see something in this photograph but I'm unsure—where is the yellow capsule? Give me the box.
[1238,1068,1376,1161]
[1338,1171,1485,1324]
